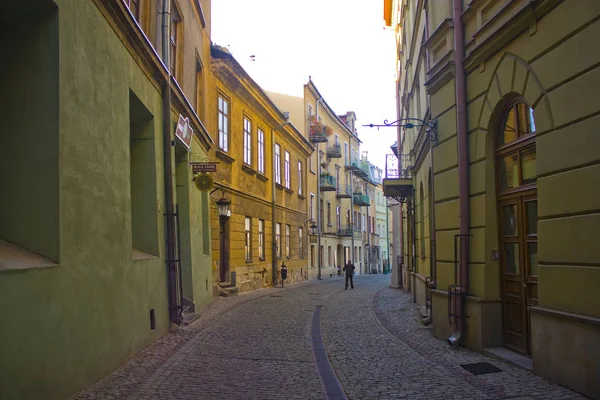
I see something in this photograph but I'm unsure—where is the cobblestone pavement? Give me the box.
[73,275,587,400]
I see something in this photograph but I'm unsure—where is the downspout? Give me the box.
[448,0,469,347]
[411,189,417,303]
[385,197,390,274]
[160,0,180,325]
[366,196,371,274]
[315,97,323,280]
[272,115,291,286]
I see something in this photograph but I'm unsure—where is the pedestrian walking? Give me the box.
[343,260,355,290]
[280,263,288,288]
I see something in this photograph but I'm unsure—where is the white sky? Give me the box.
[211,0,398,170]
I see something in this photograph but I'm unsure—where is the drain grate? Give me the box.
[460,362,502,375]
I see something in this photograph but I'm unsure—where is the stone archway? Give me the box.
[472,53,555,354]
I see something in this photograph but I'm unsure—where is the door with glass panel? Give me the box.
[496,102,538,355]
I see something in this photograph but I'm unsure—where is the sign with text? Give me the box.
[175,114,193,149]
[191,162,217,173]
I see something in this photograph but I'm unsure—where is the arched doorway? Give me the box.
[496,102,538,355]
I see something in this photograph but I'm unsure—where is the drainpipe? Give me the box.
[448,0,470,347]
[423,144,437,327]
[160,0,180,325]
[385,197,390,275]
[272,114,291,286]
[315,97,323,280]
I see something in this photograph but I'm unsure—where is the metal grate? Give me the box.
[460,362,502,375]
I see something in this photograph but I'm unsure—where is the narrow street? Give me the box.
[73,275,585,400]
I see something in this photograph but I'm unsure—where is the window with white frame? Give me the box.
[243,116,252,165]
[257,128,265,174]
[285,224,290,258]
[284,151,290,189]
[258,219,265,260]
[336,206,341,230]
[218,95,229,151]
[244,217,252,261]
[310,193,315,220]
[298,161,303,195]
[276,223,281,258]
[275,143,281,184]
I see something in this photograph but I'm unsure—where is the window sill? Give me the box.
[285,188,293,194]
[257,173,268,182]
[259,257,266,261]
[216,149,235,164]
[242,164,257,175]
[133,248,159,261]
[310,170,316,175]
[0,239,57,272]
[245,259,253,263]
[298,194,305,200]
[275,183,285,190]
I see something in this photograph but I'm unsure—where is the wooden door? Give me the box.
[496,102,538,355]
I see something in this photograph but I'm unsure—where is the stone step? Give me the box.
[218,286,238,297]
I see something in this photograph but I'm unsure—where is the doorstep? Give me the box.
[483,347,533,371]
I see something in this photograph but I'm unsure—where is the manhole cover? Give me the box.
[460,362,502,375]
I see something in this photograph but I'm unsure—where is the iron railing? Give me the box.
[385,153,412,179]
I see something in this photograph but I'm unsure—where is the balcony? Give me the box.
[320,174,336,191]
[344,160,360,171]
[337,226,354,237]
[353,194,370,206]
[309,132,328,143]
[336,187,352,199]
[383,153,413,200]
[326,143,342,158]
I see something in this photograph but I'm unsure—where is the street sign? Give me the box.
[191,162,217,173]
[175,114,193,149]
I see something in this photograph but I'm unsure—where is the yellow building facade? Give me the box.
[209,46,313,293]
[385,0,600,398]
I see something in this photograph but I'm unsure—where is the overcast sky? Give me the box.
[211,0,398,170]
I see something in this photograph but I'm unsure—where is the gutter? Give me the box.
[160,0,181,325]
[448,0,470,347]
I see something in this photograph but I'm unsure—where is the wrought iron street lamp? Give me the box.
[363,118,437,144]
[216,197,231,219]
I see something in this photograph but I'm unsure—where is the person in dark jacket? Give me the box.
[343,260,355,290]
[280,263,288,288]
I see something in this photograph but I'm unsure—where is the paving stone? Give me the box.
[72,275,588,400]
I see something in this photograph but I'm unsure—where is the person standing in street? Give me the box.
[343,260,355,290]
[280,263,288,288]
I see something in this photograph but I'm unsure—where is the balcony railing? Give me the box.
[336,226,354,237]
[309,132,328,143]
[336,186,352,199]
[326,143,342,158]
[320,174,336,191]
[353,194,370,206]
[385,153,412,179]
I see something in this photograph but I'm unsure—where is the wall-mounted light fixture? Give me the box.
[216,196,231,219]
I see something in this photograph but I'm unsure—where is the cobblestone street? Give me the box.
[73,275,587,400]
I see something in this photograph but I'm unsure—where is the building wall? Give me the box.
[0,2,169,399]
[423,1,600,397]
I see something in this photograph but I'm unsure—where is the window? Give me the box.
[285,225,291,258]
[310,193,315,220]
[298,228,304,258]
[328,246,332,266]
[275,143,281,184]
[320,199,324,230]
[195,58,204,119]
[243,116,252,165]
[123,0,141,21]
[218,95,229,151]
[336,206,341,230]
[298,161,303,195]
[170,2,182,80]
[276,223,281,258]
[327,202,331,226]
[258,219,265,260]
[346,209,351,227]
[284,151,290,189]
[245,217,252,261]
[258,128,265,174]
[344,142,349,163]
[420,184,425,256]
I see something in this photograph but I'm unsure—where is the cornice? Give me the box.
[463,0,562,73]
[170,78,213,151]
[425,51,455,95]
[422,18,453,50]
[92,0,167,92]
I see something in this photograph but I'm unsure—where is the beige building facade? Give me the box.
[385,0,600,398]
